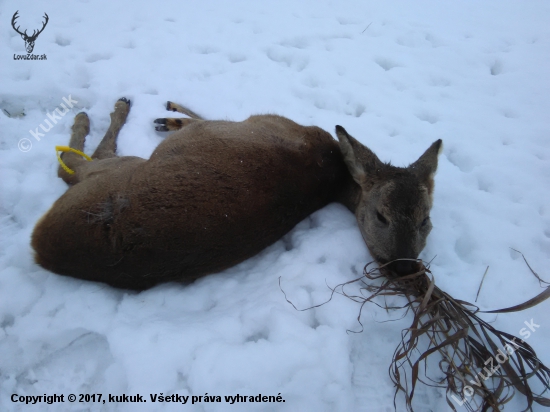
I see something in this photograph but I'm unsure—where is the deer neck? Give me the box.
[336,173,362,213]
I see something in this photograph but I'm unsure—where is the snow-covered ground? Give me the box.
[1,1,549,411]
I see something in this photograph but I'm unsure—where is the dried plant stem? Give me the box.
[475,266,489,303]
[280,255,550,412]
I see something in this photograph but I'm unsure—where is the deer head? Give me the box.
[12,11,49,54]
[336,125,442,276]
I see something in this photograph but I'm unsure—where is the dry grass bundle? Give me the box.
[280,253,550,411]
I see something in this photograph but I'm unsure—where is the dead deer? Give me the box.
[31,98,442,290]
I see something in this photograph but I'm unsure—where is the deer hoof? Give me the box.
[118,97,131,105]
[154,118,168,132]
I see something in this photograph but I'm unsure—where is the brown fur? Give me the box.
[335,125,442,274]
[31,98,442,290]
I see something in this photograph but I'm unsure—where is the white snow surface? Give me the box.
[1,1,550,411]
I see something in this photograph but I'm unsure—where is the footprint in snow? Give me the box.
[416,112,439,124]
[374,57,401,71]
[266,47,309,72]
[490,60,503,76]
[85,53,112,63]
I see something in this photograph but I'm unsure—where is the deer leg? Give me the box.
[165,101,203,119]
[91,97,131,160]
[153,101,203,132]
[153,117,197,132]
[58,112,90,185]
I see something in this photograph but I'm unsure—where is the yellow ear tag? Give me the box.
[55,145,92,175]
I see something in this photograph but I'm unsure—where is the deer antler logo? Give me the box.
[11,11,49,54]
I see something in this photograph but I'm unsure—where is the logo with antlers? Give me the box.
[11,11,49,54]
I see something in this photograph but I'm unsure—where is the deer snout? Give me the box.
[394,260,416,275]
[388,259,420,277]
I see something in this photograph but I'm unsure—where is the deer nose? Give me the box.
[392,260,418,276]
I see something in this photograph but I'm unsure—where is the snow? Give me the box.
[1,0,549,411]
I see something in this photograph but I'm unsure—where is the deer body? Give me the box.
[32,99,442,290]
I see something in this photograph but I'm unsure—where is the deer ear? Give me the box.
[409,139,443,192]
[336,125,383,185]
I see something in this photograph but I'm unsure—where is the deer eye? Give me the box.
[421,217,430,227]
[376,211,388,225]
